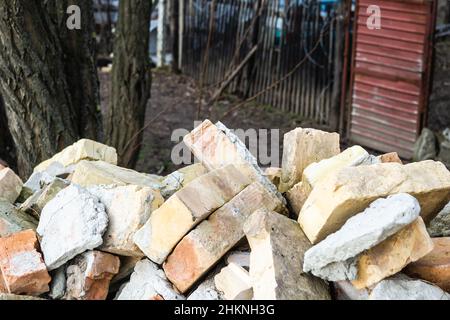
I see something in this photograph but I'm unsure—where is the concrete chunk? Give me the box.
[352,217,434,289]
[116,259,184,300]
[183,120,286,207]
[303,145,369,188]
[88,185,164,257]
[70,160,162,190]
[64,251,120,300]
[369,274,450,300]
[332,281,369,300]
[134,165,251,264]
[163,182,284,293]
[0,230,51,296]
[25,162,74,193]
[225,251,250,270]
[34,139,117,173]
[244,209,330,300]
[187,277,224,301]
[214,263,253,300]
[279,128,340,193]
[0,201,38,237]
[160,164,208,199]
[303,194,421,281]
[405,237,450,292]
[264,167,282,190]
[299,161,450,244]
[0,294,46,300]
[428,201,450,237]
[49,267,66,300]
[286,146,369,217]
[20,179,69,219]
[37,185,109,270]
[285,181,312,218]
[0,168,23,203]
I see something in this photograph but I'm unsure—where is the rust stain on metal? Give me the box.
[348,0,436,159]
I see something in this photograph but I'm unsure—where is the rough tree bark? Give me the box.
[105,0,152,168]
[0,0,79,177]
[0,95,15,168]
[45,0,101,140]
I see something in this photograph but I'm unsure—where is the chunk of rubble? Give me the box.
[413,128,437,162]
[160,164,208,199]
[439,140,450,169]
[0,294,46,300]
[428,202,450,237]
[134,165,251,264]
[164,182,285,293]
[369,274,450,300]
[286,146,369,217]
[88,185,163,257]
[183,120,285,206]
[214,263,253,300]
[378,152,403,164]
[70,160,162,190]
[303,194,421,281]
[49,266,66,300]
[20,179,69,219]
[279,128,340,193]
[25,162,74,193]
[0,201,38,237]
[37,184,109,270]
[111,256,142,285]
[405,237,450,292]
[33,139,118,173]
[264,167,282,190]
[64,251,120,300]
[244,209,330,300]
[332,281,369,300]
[0,168,23,203]
[302,145,369,188]
[187,269,224,301]
[187,278,223,300]
[116,259,184,300]
[352,217,434,289]
[0,230,51,296]
[285,181,312,217]
[299,161,450,244]
[225,251,250,270]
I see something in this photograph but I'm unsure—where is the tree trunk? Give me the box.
[45,0,101,140]
[105,0,152,168]
[0,95,15,169]
[0,0,79,177]
[170,0,180,72]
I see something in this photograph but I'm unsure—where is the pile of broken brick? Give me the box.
[1,120,450,301]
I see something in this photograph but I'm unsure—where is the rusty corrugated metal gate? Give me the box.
[179,0,349,130]
[348,0,436,159]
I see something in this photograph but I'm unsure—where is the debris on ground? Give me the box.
[0,120,449,300]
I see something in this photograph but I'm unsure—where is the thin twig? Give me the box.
[209,44,258,103]
[120,104,171,157]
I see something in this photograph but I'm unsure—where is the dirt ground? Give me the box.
[100,69,316,176]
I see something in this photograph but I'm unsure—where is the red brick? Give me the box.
[0,230,51,296]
